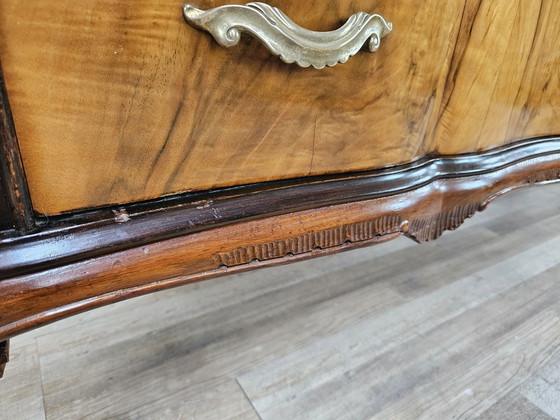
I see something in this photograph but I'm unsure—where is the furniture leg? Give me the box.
[0,340,9,378]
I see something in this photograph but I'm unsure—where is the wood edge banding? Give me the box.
[0,148,559,342]
[2,136,560,278]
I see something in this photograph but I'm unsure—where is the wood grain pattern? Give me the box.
[519,356,560,418]
[483,392,554,420]
[0,144,558,344]
[2,184,560,418]
[2,0,559,215]
[2,137,558,280]
[0,0,464,213]
[430,0,560,154]
[0,338,45,417]
[0,0,560,377]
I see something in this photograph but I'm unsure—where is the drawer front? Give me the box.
[430,0,560,154]
[0,0,463,213]
[1,0,559,214]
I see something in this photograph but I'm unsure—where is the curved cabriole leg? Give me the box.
[0,340,9,378]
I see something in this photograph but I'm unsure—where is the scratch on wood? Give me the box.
[112,209,130,223]
[310,114,318,174]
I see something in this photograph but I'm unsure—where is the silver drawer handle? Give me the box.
[182,2,392,69]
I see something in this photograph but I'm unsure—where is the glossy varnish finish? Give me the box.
[0,140,559,343]
[1,137,558,279]
[1,0,560,377]
[430,0,560,153]
[0,0,462,213]
[2,1,559,215]
[2,185,560,417]
[2,0,559,214]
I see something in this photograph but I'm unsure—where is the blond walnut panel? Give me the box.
[429,0,560,153]
[0,0,463,214]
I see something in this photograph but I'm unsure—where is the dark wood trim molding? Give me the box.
[2,136,560,279]
[0,64,34,233]
[0,173,13,232]
[0,141,559,342]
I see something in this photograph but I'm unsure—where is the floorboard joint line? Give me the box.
[34,338,48,420]
[236,377,265,420]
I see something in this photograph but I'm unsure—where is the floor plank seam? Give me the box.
[34,338,48,420]
[236,376,265,420]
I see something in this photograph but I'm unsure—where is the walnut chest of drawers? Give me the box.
[0,0,559,376]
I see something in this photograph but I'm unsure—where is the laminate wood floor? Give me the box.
[1,184,560,419]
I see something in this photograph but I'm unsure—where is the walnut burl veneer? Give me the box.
[1,0,558,214]
[0,0,560,377]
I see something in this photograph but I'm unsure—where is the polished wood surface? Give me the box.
[1,139,559,343]
[1,0,560,378]
[2,1,559,214]
[2,184,560,418]
[2,1,558,214]
[0,0,464,213]
[2,137,559,280]
[430,0,560,153]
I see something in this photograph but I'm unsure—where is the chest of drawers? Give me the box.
[0,0,559,376]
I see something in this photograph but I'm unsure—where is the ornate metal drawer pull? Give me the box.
[182,2,392,69]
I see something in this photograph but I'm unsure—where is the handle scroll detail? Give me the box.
[182,3,392,69]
